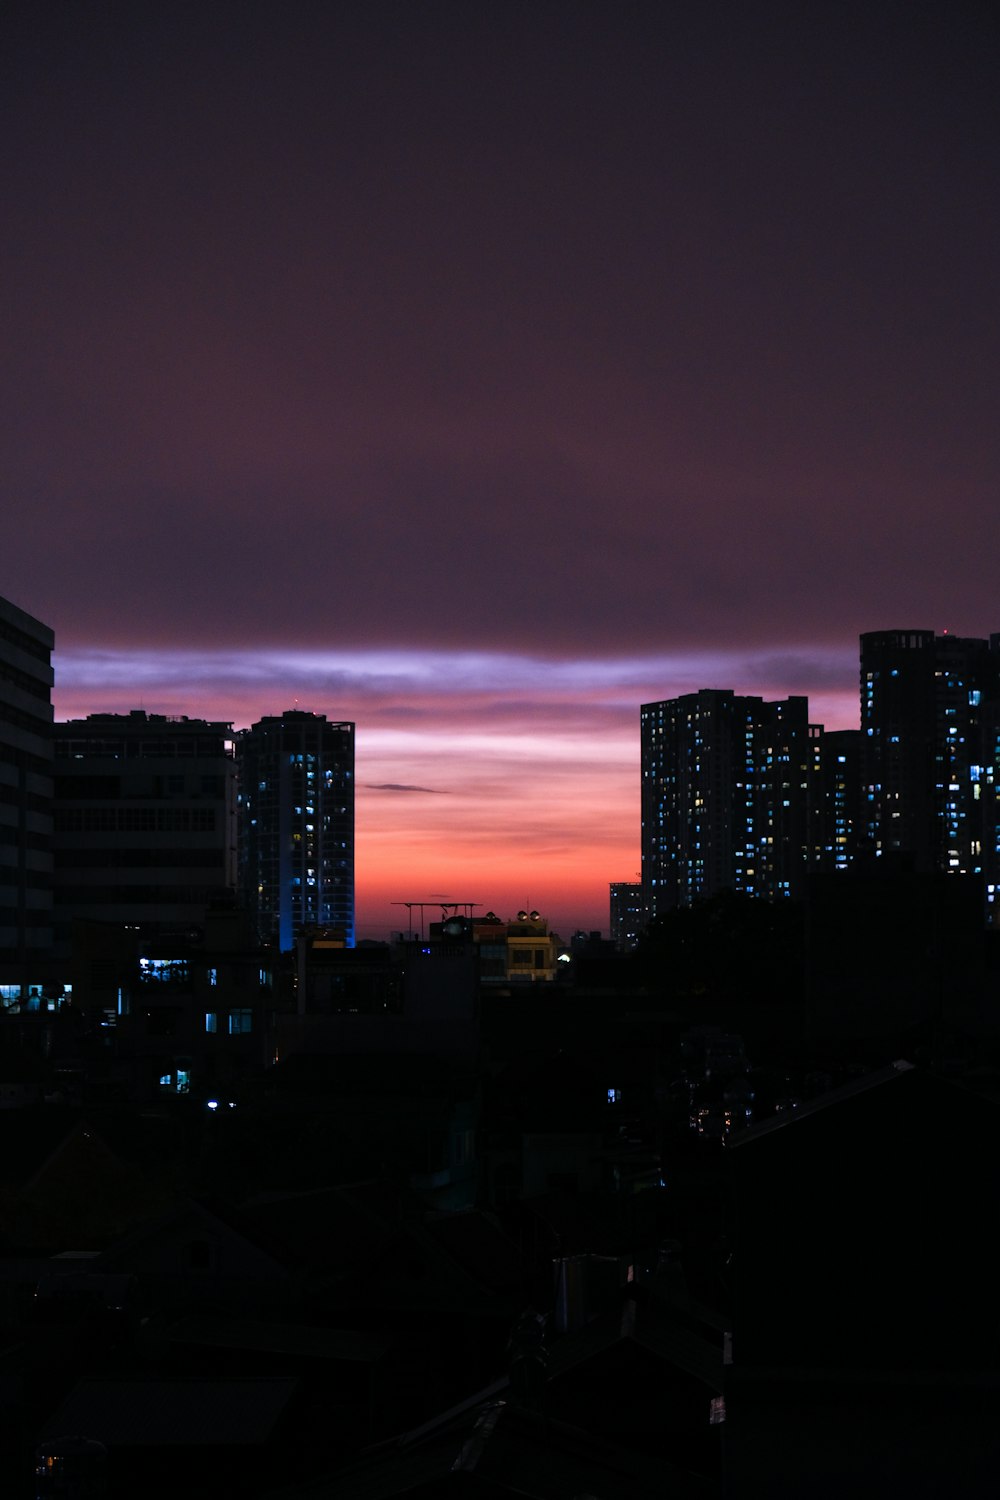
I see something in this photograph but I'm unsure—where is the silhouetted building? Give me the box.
[726,1063,1000,1496]
[288,922,479,1063]
[816,727,863,872]
[641,690,815,920]
[52,712,235,942]
[861,629,1000,917]
[467,909,561,982]
[805,866,987,1040]
[609,881,643,951]
[236,710,354,949]
[0,593,54,1002]
[126,902,275,1102]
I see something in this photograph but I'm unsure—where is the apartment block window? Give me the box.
[228,1009,253,1035]
[205,1011,217,1034]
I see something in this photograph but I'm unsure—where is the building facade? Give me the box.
[861,629,1000,917]
[52,712,235,941]
[816,727,864,873]
[0,593,54,1003]
[609,882,643,952]
[236,711,355,950]
[641,690,815,922]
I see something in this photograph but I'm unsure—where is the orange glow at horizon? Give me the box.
[354,717,639,938]
[51,645,860,940]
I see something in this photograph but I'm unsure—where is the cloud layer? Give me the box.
[4,6,999,662]
[4,6,997,932]
[52,644,859,937]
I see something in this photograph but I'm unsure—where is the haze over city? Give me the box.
[5,2,998,936]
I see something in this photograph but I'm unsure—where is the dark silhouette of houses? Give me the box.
[724,1061,1000,1496]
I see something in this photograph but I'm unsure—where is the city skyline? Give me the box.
[14,614,996,943]
[46,632,866,938]
[5,5,998,935]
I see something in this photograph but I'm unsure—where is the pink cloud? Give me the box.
[51,644,859,938]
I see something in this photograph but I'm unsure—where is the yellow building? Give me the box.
[472,910,559,983]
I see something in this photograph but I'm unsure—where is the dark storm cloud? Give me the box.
[4,3,1000,659]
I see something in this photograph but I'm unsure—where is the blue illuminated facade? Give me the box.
[861,630,1000,918]
[641,690,815,921]
[236,711,354,950]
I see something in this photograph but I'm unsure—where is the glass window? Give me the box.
[138,958,190,986]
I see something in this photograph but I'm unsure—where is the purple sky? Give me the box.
[4,3,998,935]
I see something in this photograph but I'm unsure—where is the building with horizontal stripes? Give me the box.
[52,711,235,941]
[0,592,55,1004]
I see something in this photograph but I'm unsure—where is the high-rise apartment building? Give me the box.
[236,711,354,950]
[52,712,235,940]
[0,593,54,1000]
[609,881,644,951]
[861,629,1000,915]
[641,690,815,921]
[816,728,863,873]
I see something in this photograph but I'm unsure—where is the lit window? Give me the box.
[139,958,190,985]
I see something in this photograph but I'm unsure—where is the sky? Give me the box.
[4,2,999,937]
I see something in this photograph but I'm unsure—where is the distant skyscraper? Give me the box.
[860,629,1000,915]
[609,881,643,951]
[236,711,354,949]
[816,728,863,873]
[0,593,54,1000]
[52,712,235,940]
[641,690,815,922]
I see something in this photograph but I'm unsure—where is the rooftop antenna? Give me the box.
[392,900,482,940]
